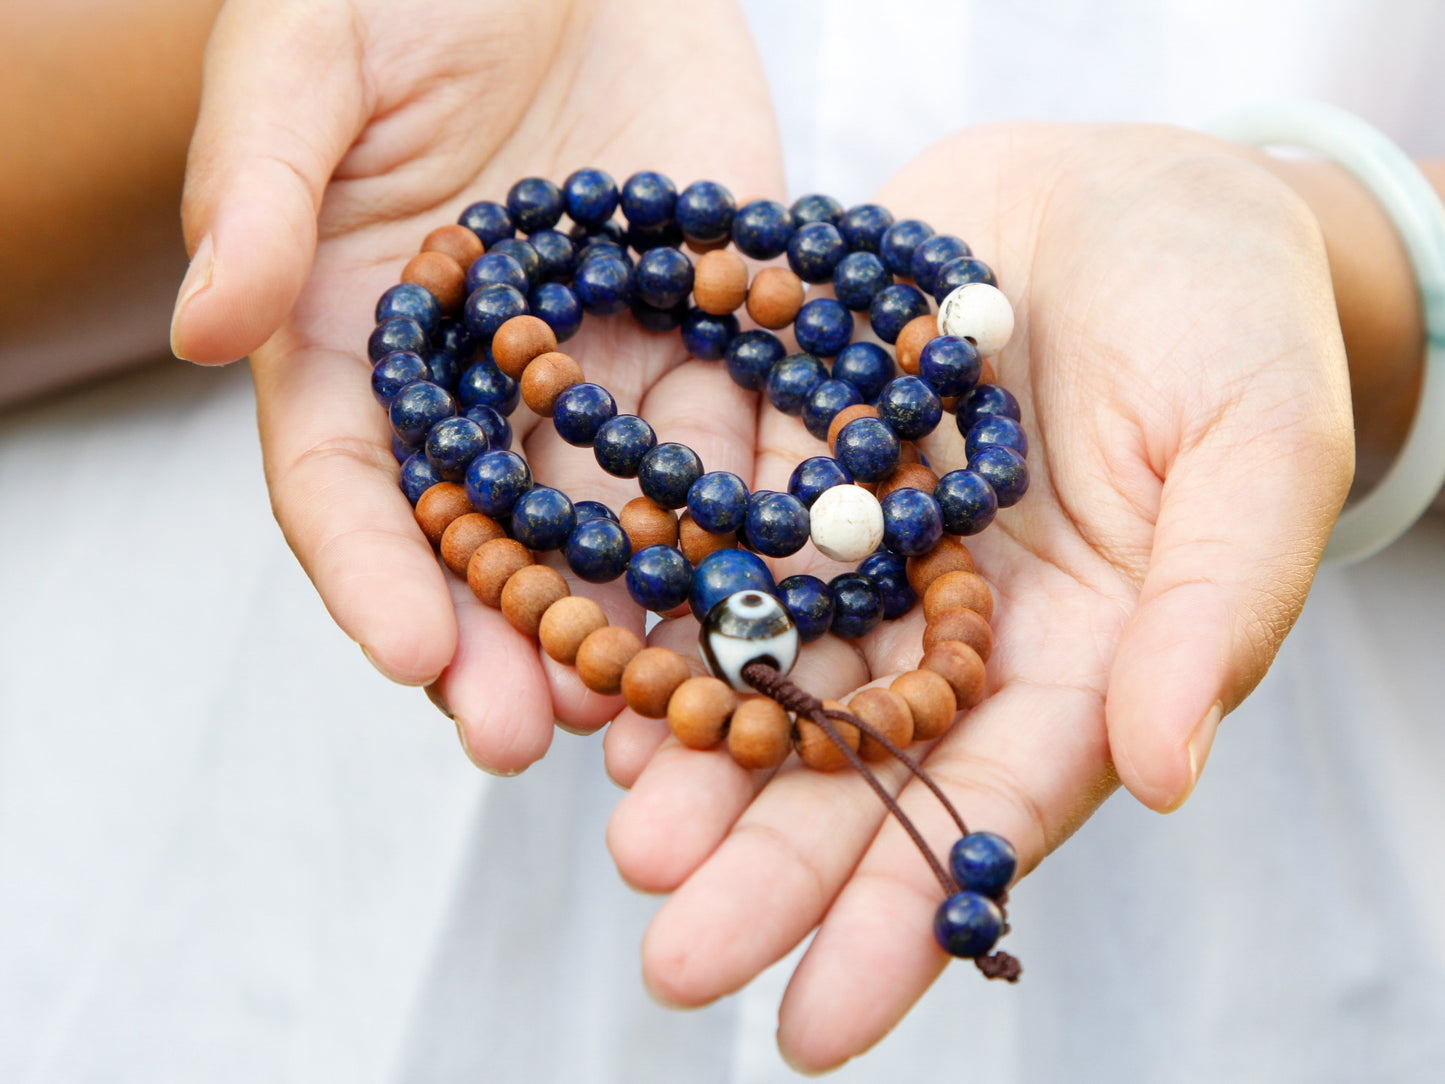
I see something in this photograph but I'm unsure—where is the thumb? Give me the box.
[171,0,367,364]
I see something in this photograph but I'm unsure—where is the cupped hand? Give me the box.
[603,122,1355,1070]
[171,0,783,772]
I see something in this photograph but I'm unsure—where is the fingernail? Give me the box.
[1166,700,1223,812]
[359,643,432,687]
[170,233,214,360]
[452,718,522,777]
[424,682,454,720]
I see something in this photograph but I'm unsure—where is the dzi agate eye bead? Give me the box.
[700,590,801,691]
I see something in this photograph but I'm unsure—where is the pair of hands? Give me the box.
[171,0,1354,1069]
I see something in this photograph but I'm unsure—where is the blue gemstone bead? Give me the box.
[970,445,1028,507]
[957,383,1022,432]
[919,335,982,398]
[572,254,634,316]
[574,500,618,523]
[790,192,844,227]
[463,403,512,451]
[466,251,529,295]
[399,453,443,505]
[879,218,935,277]
[433,318,477,360]
[787,455,853,506]
[676,180,736,243]
[787,221,847,283]
[731,198,794,259]
[376,283,441,335]
[631,297,688,333]
[574,218,628,247]
[457,358,520,415]
[552,383,618,447]
[593,414,657,478]
[949,832,1018,899]
[745,491,810,558]
[372,350,430,406]
[832,251,892,312]
[458,200,514,248]
[424,416,489,481]
[368,316,428,362]
[464,449,532,517]
[793,298,853,358]
[389,381,456,445]
[933,891,1003,958]
[687,471,749,533]
[510,486,576,551]
[529,282,583,342]
[934,469,998,535]
[690,549,776,621]
[565,517,632,583]
[777,574,834,643]
[634,246,695,309]
[932,255,997,303]
[829,572,884,639]
[834,417,901,482]
[464,283,529,343]
[801,379,864,441]
[638,442,704,509]
[858,550,916,619]
[527,229,576,283]
[506,176,564,233]
[574,234,627,265]
[625,544,694,611]
[765,353,829,416]
[833,342,895,402]
[869,283,931,344]
[880,487,944,557]
[910,234,972,296]
[876,375,943,440]
[562,167,619,227]
[620,170,677,229]
[487,238,542,287]
[625,221,685,253]
[966,415,1029,460]
[724,329,786,391]
[681,308,739,361]
[428,349,464,391]
[393,433,419,465]
[838,203,895,253]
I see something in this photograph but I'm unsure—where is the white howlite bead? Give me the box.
[938,283,1014,358]
[809,484,885,562]
[700,590,800,691]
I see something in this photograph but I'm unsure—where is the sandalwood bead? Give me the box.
[468,538,533,607]
[575,625,644,695]
[906,535,975,595]
[685,234,732,256]
[401,251,467,312]
[493,316,559,380]
[795,700,860,771]
[727,697,793,770]
[668,676,738,749]
[620,497,679,551]
[422,223,485,268]
[692,249,749,315]
[440,512,506,577]
[895,314,939,375]
[923,607,994,661]
[520,351,584,415]
[897,441,923,466]
[978,358,997,385]
[415,482,475,547]
[746,266,805,329]
[890,669,957,741]
[921,640,987,709]
[940,395,960,414]
[876,463,940,501]
[678,512,735,565]
[826,404,881,451]
[849,687,915,762]
[923,570,994,623]
[500,564,570,638]
[621,647,692,718]
[537,595,609,665]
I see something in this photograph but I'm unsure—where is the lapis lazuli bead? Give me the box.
[731,198,794,260]
[934,469,998,535]
[593,414,657,478]
[919,335,982,398]
[687,471,749,534]
[625,544,694,612]
[464,403,513,451]
[464,448,532,517]
[529,282,583,342]
[638,442,704,509]
[745,491,810,558]
[562,167,619,227]
[399,453,442,505]
[466,251,529,295]
[880,487,944,557]
[910,234,972,296]
[389,381,456,446]
[801,379,864,441]
[573,254,634,316]
[574,500,618,524]
[970,445,1028,507]
[725,329,786,391]
[428,350,464,392]
[933,891,1003,958]
[620,170,677,229]
[393,434,419,465]
[777,574,834,643]
[424,415,489,482]
[434,318,476,360]
[552,382,618,447]
[876,375,943,440]
[372,350,430,406]
[487,238,542,287]
[376,283,441,336]
[457,358,520,415]
[510,486,576,551]
[631,297,688,333]
[834,417,900,483]
[574,234,627,265]
[506,176,564,234]
[634,246,695,310]
[573,218,628,248]
[765,353,829,416]
[869,282,931,344]
[833,342,895,402]
[957,383,1022,432]
[690,548,777,621]
[676,180,736,243]
[464,283,529,343]
[625,221,685,253]
[965,414,1029,460]
[681,308,739,361]
[932,255,997,303]
[829,571,884,639]
[368,316,428,362]
[794,297,853,358]
[837,202,895,253]
[790,192,844,227]
[858,550,916,620]
[787,221,848,283]
[879,218,935,277]
[949,832,1018,900]
[832,250,893,312]
[566,517,632,584]
[527,229,576,283]
[458,200,514,248]
[787,455,853,507]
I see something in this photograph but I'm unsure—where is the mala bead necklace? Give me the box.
[372,169,1030,980]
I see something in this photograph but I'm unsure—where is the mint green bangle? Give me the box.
[1210,101,1445,564]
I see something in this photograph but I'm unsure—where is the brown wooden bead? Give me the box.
[520,351,583,415]
[620,647,692,718]
[500,563,570,638]
[574,625,644,695]
[924,607,993,661]
[467,538,533,608]
[678,512,735,565]
[415,482,475,547]
[897,440,922,466]
[906,535,975,595]
[978,358,997,385]
[795,700,860,771]
[921,640,987,709]
[620,497,679,551]
[727,697,793,770]
[685,234,732,256]
[537,595,609,665]
[439,512,506,577]
[692,249,749,314]
[923,570,994,623]
[890,669,957,741]
[746,266,805,329]
[826,404,880,451]
[849,687,915,762]
[876,463,940,501]
[896,314,939,375]
[492,316,559,379]
[667,676,738,749]
[401,251,467,312]
[422,223,485,268]
[940,395,960,414]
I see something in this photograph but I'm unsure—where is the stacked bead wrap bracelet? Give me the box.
[369,168,1030,979]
